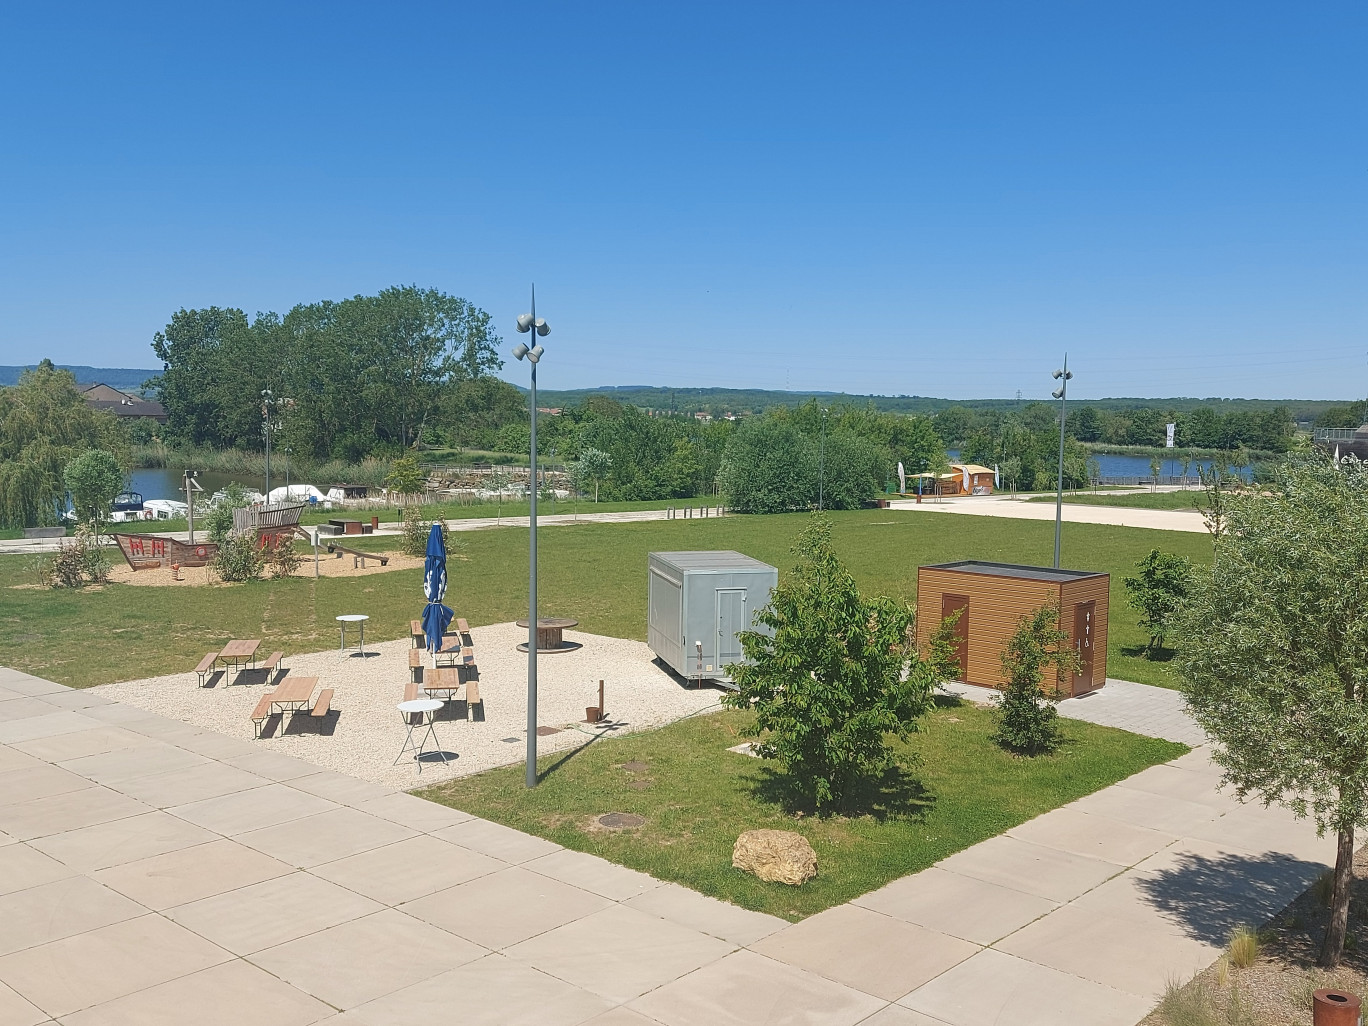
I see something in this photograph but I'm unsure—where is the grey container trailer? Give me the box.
[647,551,778,685]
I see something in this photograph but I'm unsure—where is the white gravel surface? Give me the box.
[92,622,727,790]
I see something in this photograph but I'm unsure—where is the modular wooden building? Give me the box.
[937,464,995,496]
[915,560,1108,696]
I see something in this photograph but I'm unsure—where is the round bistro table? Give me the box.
[395,698,447,771]
[337,614,369,656]
[515,617,580,654]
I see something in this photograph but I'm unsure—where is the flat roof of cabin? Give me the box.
[919,560,1106,583]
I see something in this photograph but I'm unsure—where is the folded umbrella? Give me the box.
[421,523,453,651]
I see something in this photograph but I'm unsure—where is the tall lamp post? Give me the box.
[262,389,274,501]
[1051,356,1073,569]
[513,288,550,788]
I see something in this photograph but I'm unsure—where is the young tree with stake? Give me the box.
[1175,454,1368,967]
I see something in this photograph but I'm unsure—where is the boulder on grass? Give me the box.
[732,829,817,885]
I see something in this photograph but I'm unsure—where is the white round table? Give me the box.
[395,698,447,771]
[337,614,369,655]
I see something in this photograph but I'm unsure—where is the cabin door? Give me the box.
[941,594,970,682]
[716,589,746,669]
[1073,601,1096,693]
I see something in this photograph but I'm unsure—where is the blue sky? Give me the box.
[1,2,1363,399]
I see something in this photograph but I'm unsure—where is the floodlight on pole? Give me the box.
[514,286,551,789]
[1051,356,1073,569]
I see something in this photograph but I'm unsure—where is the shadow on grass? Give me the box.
[1120,644,1176,663]
[1136,849,1325,946]
[748,761,937,823]
[535,731,605,784]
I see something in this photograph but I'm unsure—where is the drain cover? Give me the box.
[621,761,649,773]
[597,812,645,829]
[626,779,652,790]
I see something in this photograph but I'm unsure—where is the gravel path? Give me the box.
[92,622,727,790]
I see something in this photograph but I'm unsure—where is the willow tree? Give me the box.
[0,362,128,529]
[1175,454,1368,967]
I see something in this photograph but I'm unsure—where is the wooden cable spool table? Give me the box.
[515,617,581,654]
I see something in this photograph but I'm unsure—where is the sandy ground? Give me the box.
[92,622,727,790]
[105,548,422,586]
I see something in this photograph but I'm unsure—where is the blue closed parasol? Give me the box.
[421,523,453,651]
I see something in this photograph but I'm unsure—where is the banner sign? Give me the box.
[1166,423,1176,448]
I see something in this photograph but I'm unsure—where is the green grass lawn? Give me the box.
[418,703,1186,920]
[0,508,1206,688]
[1025,490,1205,511]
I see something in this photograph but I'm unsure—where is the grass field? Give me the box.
[419,703,1186,919]
[1026,490,1205,511]
[0,508,1209,689]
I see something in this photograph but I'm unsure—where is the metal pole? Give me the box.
[185,472,194,545]
[1053,354,1069,569]
[263,393,271,503]
[526,291,539,789]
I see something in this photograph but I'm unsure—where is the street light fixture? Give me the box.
[1051,356,1073,569]
[514,286,550,789]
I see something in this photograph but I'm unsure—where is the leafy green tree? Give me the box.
[63,449,124,540]
[0,362,129,528]
[722,516,955,809]
[718,418,816,514]
[574,447,612,501]
[818,430,886,509]
[204,482,252,543]
[1123,549,1193,655]
[384,455,426,508]
[993,604,1079,755]
[1174,455,1368,967]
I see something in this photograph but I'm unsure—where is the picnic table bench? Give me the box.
[195,652,219,686]
[249,676,329,738]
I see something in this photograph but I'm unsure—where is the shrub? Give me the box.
[40,527,110,588]
[1226,925,1260,969]
[1123,548,1193,655]
[204,482,252,543]
[264,538,301,579]
[212,534,263,582]
[993,604,1079,756]
[718,418,816,514]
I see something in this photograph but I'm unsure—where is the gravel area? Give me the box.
[92,621,727,790]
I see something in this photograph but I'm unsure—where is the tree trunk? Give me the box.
[1320,824,1355,967]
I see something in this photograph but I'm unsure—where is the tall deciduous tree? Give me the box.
[64,449,124,540]
[1123,549,1193,655]
[722,516,955,809]
[1174,455,1368,967]
[718,418,817,514]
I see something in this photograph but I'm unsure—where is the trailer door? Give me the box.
[716,589,746,669]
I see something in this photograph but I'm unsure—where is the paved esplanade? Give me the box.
[887,492,1209,533]
[0,665,1332,1025]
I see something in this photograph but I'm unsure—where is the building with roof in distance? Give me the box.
[938,462,995,495]
[79,383,167,423]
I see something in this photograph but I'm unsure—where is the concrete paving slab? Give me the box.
[27,811,215,872]
[0,876,144,958]
[505,903,733,1004]
[0,676,66,697]
[171,729,259,761]
[167,782,339,835]
[0,980,46,1026]
[400,866,611,950]
[431,816,563,864]
[1115,763,1242,809]
[1185,805,1336,865]
[0,913,232,1018]
[352,791,473,832]
[935,835,1124,903]
[852,867,1059,945]
[250,908,486,1010]
[57,743,210,786]
[343,953,612,1026]
[752,904,979,1001]
[996,902,1220,1001]
[78,704,161,727]
[1067,781,1224,835]
[11,726,155,762]
[624,882,787,946]
[234,807,416,869]
[58,958,333,1026]
[582,1009,669,1026]
[310,834,504,906]
[629,948,887,1026]
[0,712,105,746]
[0,844,75,896]
[855,1007,954,1026]
[287,770,394,805]
[35,690,111,712]
[0,786,151,842]
[110,761,267,808]
[165,871,383,954]
[0,747,44,774]
[525,849,664,902]
[0,699,66,724]
[92,837,293,910]
[898,948,1152,1026]
[1005,806,1176,866]
[0,764,93,806]
[221,748,320,782]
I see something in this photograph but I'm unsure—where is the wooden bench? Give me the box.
[408,648,423,683]
[403,681,419,703]
[250,692,276,738]
[262,651,285,675]
[195,652,218,686]
[311,689,333,719]
[465,679,481,710]
[410,620,425,647]
[456,617,470,634]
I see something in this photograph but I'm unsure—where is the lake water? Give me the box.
[948,451,1251,482]
[128,468,263,501]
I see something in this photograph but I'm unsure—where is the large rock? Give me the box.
[732,829,818,886]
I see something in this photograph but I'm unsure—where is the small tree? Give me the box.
[1175,454,1368,967]
[64,449,123,540]
[993,604,1079,756]
[575,448,612,502]
[212,534,263,582]
[1123,549,1193,655]
[204,482,251,543]
[385,455,426,511]
[722,516,955,809]
[1195,460,1234,544]
[1149,456,1162,492]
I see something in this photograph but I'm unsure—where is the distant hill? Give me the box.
[0,365,161,394]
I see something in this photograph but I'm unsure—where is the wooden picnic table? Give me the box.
[218,639,261,672]
[423,666,464,700]
[270,676,317,716]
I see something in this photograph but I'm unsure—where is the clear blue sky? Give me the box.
[1,2,1363,400]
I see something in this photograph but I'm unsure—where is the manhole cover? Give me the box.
[626,779,652,790]
[597,812,645,829]
[621,761,649,773]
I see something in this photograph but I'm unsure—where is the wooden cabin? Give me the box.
[915,560,1108,696]
[937,463,995,496]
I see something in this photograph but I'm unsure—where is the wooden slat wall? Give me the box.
[915,567,1060,689]
[1060,574,1110,694]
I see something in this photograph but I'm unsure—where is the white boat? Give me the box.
[142,499,188,520]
